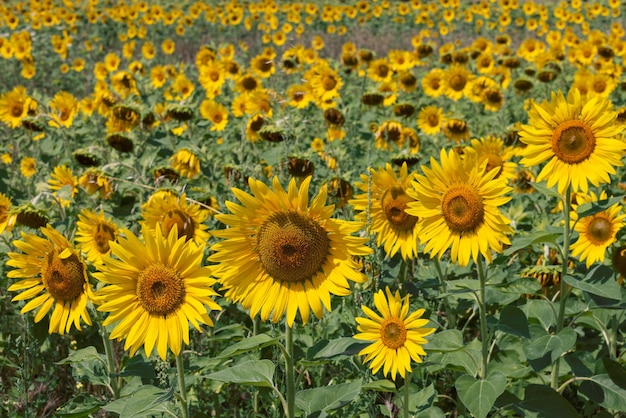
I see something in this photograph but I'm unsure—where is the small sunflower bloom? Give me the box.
[354,287,435,381]
[75,209,119,264]
[169,148,201,179]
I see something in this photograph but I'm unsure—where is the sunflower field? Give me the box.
[2,0,626,417]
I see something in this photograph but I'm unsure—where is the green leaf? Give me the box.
[102,385,176,417]
[503,227,562,256]
[56,346,110,387]
[562,265,621,301]
[455,371,507,418]
[205,360,275,388]
[423,329,464,352]
[295,379,362,416]
[362,379,396,393]
[54,393,103,418]
[408,383,437,413]
[308,337,368,360]
[580,374,626,412]
[523,328,577,371]
[524,299,556,330]
[576,195,625,218]
[56,346,106,365]
[216,333,279,359]
[517,384,581,417]
[530,181,562,198]
[497,305,530,338]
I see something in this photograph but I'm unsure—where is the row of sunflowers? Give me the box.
[1,0,626,416]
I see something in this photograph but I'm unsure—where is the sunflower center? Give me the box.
[41,248,85,302]
[427,114,439,127]
[586,216,612,245]
[257,211,330,283]
[381,187,418,231]
[441,185,485,233]
[450,74,467,91]
[551,120,596,164]
[93,223,116,254]
[136,263,185,316]
[485,153,504,176]
[380,318,407,349]
[161,210,195,241]
[322,75,337,91]
[10,103,24,117]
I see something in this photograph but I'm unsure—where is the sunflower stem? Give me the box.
[477,255,489,380]
[176,352,189,418]
[101,325,120,399]
[285,323,296,418]
[434,258,456,329]
[552,187,571,390]
[403,372,412,418]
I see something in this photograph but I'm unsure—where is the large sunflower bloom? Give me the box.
[354,287,435,381]
[6,225,93,334]
[209,176,372,327]
[351,163,420,260]
[519,88,626,195]
[407,149,513,266]
[570,192,626,268]
[94,225,221,360]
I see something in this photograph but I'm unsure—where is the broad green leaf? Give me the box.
[562,265,621,301]
[415,406,446,418]
[523,328,577,371]
[580,374,626,412]
[118,356,156,379]
[602,358,626,390]
[575,195,625,218]
[216,333,279,359]
[497,305,530,338]
[205,360,275,388]
[408,383,437,413]
[57,346,110,387]
[423,329,464,352]
[56,346,106,365]
[455,371,507,418]
[503,227,562,256]
[54,393,103,418]
[529,181,562,198]
[524,299,556,330]
[102,385,176,417]
[295,379,362,416]
[308,337,368,360]
[362,379,396,393]
[517,384,581,417]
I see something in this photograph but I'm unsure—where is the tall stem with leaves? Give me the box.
[434,258,457,329]
[285,323,296,418]
[477,255,489,379]
[403,372,412,418]
[552,187,572,390]
[176,353,189,418]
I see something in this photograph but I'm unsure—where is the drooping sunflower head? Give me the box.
[210,176,372,326]
[354,287,435,381]
[7,224,93,334]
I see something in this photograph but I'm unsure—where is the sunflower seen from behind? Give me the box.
[407,148,513,266]
[570,191,626,268]
[519,88,626,195]
[209,176,372,327]
[6,225,93,334]
[93,225,221,361]
[351,163,420,260]
[354,287,435,381]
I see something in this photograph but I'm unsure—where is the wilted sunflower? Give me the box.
[354,287,435,381]
[169,148,201,179]
[351,163,420,260]
[75,209,119,263]
[209,176,372,327]
[519,88,626,194]
[570,192,626,268]
[7,225,93,334]
[407,149,513,266]
[141,190,211,245]
[93,225,221,360]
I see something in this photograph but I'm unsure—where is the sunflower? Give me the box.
[443,65,473,101]
[351,163,420,260]
[48,165,78,206]
[306,63,343,103]
[407,148,513,266]
[466,136,517,181]
[209,176,372,327]
[48,91,79,128]
[93,225,221,360]
[354,287,435,381]
[75,209,119,264]
[141,190,211,245]
[570,192,626,268]
[6,225,93,334]
[199,99,229,131]
[422,68,445,98]
[0,85,31,128]
[0,192,14,235]
[519,88,626,195]
[78,169,113,199]
[417,105,446,135]
[169,148,201,179]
